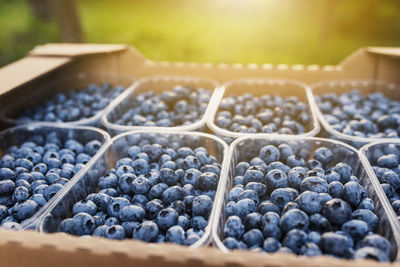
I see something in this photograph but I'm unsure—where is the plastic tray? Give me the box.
[0,123,111,229]
[36,130,229,248]
[310,79,400,148]
[211,135,400,261]
[101,75,220,135]
[1,73,135,127]
[207,79,320,144]
[359,141,400,230]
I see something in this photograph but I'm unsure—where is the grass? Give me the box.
[1,0,400,67]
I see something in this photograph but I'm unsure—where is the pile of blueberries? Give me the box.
[0,132,102,229]
[112,85,211,127]
[17,83,124,123]
[316,90,400,139]
[215,93,310,134]
[222,143,391,262]
[370,144,400,217]
[57,142,221,246]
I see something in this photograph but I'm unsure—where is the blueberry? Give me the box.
[283,229,307,254]
[314,147,333,165]
[197,172,218,190]
[300,176,328,193]
[358,234,391,258]
[160,168,180,186]
[104,217,119,226]
[300,242,322,257]
[43,183,64,201]
[70,212,95,236]
[358,198,374,211]
[105,225,126,240]
[238,189,260,206]
[377,154,399,168]
[72,200,97,216]
[182,168,201,186]
[148,183,168,199]
[270,188,297,209]
[328,181,343,198]
[354,247,389,262]
[120,205,145,222]
[59,218,72,233]
[309,213,332,232]
[166,225,185,245]
[279,208,309,233]
[0,180,15,195]
[107,197,130,218]
[223,215,245,239]
[93,225,108,237]
[341,219,368,240]
[192,195,212,217]
[263,237,281,253]
[265,169,288,191]
[243,212,262,231]
[257,200,280,215]
[92,193,111,212]
[132,176,150,194]
[236,198,256,220]
[243,169,264,185]
[162,186,184,204]
[259,145,280,164]
[342,181,367,207]
[133,221,159,242]
[157,208,178,231]
[242,229,264,247]
[333,163,353,183]
[323,198,352,225]
[295,191,322,215]
[12,186,29,202]
[320,232,352,257]
[352,209,378,232]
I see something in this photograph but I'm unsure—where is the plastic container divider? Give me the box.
[359,140,400,240]
[211,135,400,261]
[207,79,321,144]
[310,79,400,148]
[37,130,230,248]
[101,75,220,136]
[0,123,111,230]
[1,73,136,127]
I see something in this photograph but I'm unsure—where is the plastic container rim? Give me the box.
[37,129,230,249]
[101,75,221,133]
[211,134,400,258]
[0,122,113,229]
[310,79,400,144]
[1,72,137,127]
[206,78,321,139]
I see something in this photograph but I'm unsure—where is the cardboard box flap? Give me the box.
[29,43,129,57]
[0,56,71,95]
[367,47,400,57]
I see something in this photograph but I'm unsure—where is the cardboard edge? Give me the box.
[29,43,129,57]
[0,229,394,267]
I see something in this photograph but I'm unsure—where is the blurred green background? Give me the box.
[1,0,400,67]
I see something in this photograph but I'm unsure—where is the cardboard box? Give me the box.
[0,44,400,267]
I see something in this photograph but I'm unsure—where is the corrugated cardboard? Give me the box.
[0,44,400,266]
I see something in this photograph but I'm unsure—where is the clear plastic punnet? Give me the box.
[101,75,220,135]
[207,79,320,144]
[36,130,229,248]
[211,135,400,261]
[0,123,111,230]
[310,79,400,148]
[1,73,135,127]
[359,141,400,232]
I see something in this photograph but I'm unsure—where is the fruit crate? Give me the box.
[102,76,220,135]
[0,123,110,230]
[0,44,400,267]
[207,79,320,144]
[212,135,400,261]
[310,80,400,148]
[359,141,400,231]
[34,130,229,248]
[0,73,135,127]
